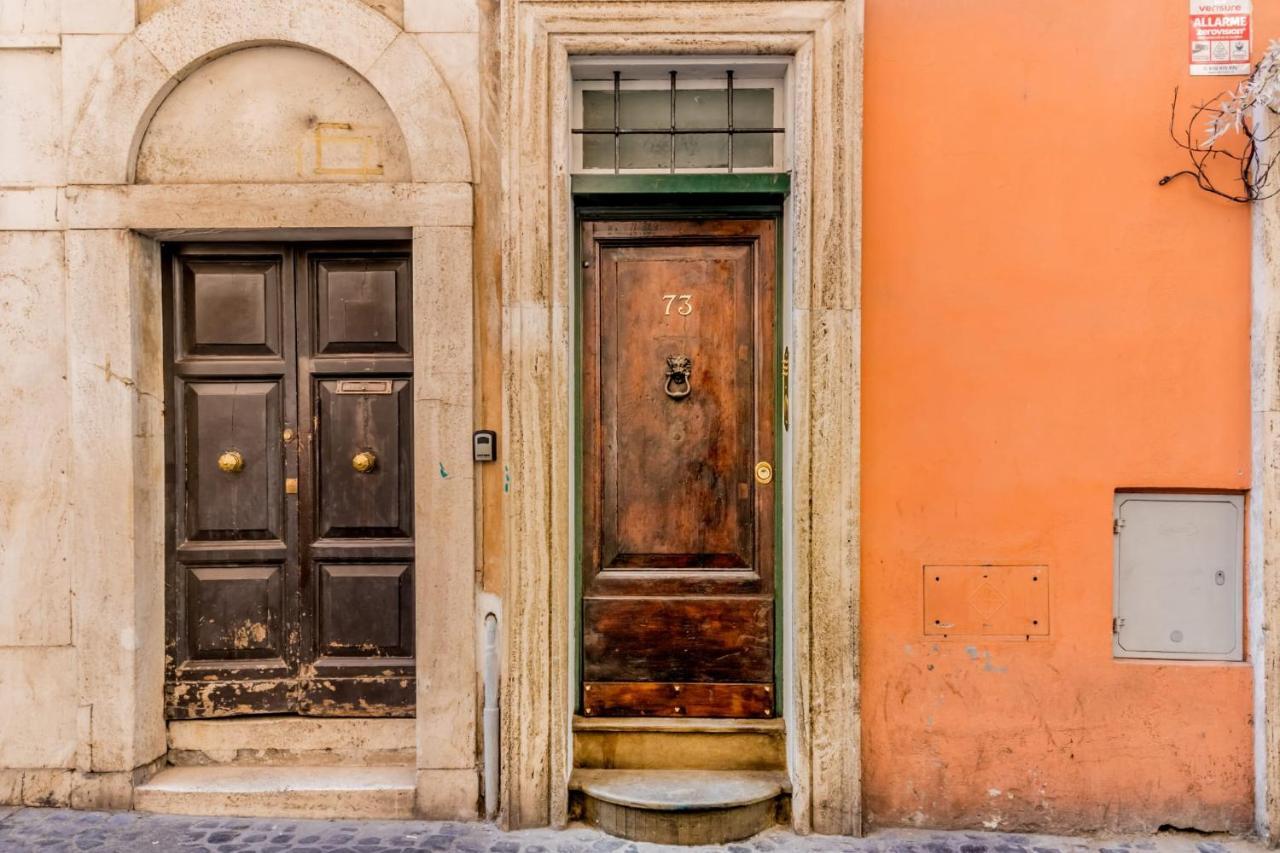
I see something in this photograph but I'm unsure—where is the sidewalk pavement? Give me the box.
[0,808,1265,853]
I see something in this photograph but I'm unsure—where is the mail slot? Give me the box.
[336,379,393,395]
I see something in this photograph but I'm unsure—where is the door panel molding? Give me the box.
[180,380,286,541]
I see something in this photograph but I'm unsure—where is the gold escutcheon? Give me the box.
[754,461,773,485]
[217,450,244,474]
[352,450,378,473]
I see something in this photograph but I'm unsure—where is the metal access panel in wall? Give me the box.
[1113,493,1243,661]
[923,565,1049,638]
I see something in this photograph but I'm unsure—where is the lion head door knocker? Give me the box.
[664,354,693,399]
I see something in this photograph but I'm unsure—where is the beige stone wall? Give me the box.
[1254,145,1280,842]
[0,2,77,805]
[1,0,862,833]
[138,0,407,27]
[0,0,483,812]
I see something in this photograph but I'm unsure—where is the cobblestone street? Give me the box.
[0,808,1264,853]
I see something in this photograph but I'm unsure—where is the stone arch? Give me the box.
[135,45,415,184]
[67,0,471,185]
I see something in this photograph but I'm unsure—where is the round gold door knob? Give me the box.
[754,461,773,485]
[352,450,378,473]
[217,450,244,474]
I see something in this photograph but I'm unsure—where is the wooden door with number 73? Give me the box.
[579,218,777,718]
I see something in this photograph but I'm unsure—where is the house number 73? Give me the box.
[662,294,693,316]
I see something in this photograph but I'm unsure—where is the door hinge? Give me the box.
[782,346,790,432]
[1112,616,1125,634]
[1113,517,1124,534]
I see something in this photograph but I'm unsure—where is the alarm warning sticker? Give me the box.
[1190,0,1252,76]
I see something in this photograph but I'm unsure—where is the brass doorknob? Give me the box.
[352,450,378,473]
[217,450,244,473]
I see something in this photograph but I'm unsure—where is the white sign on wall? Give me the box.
[1190,0,1252,76]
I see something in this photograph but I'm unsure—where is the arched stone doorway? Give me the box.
[62,0,479,818]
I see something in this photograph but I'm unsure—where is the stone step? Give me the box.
[573,716,786,771]
[134,766,416,819]
[167,718,415,767]
[572,769,785,845]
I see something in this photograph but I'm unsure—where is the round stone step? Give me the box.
[577,770,783,845]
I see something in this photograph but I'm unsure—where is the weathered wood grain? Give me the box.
[582,682,774,718]
[580,219,776,716]
[164,243,416,718]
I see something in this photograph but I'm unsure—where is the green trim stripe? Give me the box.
[571,172,791,196]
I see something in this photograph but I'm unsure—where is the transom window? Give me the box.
[571,58,790,174]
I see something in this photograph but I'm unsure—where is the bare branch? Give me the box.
[1161,40,1280,204]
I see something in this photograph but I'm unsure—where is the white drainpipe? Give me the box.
[482,610,500,819]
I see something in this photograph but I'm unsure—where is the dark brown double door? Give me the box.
[580,219,777,718]
[163,243,415,718]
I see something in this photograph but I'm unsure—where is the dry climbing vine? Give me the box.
[1162,39,1280,203]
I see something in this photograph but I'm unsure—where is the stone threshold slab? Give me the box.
[135,766,415,819]
[168,717,416,753]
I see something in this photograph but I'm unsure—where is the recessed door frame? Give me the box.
[63,213,477,817]
[499,3,862,833]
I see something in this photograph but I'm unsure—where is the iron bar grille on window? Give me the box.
[573,70,785,173]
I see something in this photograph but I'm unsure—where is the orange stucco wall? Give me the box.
[861,1,1279,834]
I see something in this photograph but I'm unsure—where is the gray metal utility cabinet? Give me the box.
[1113,492,1244,661]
